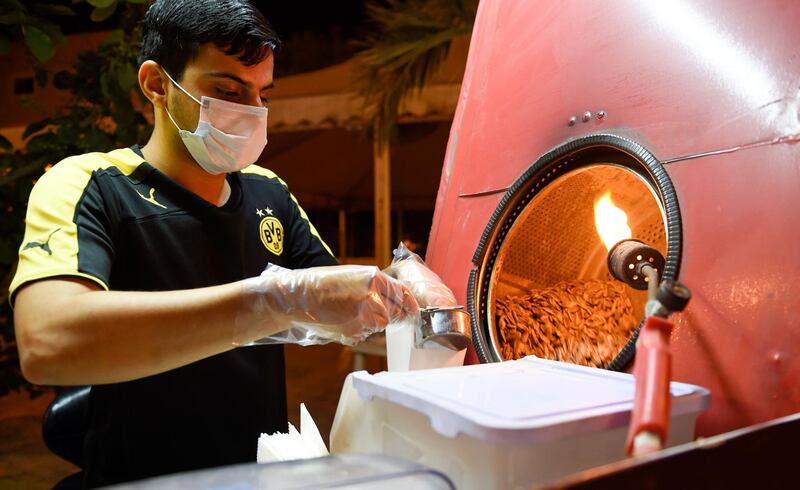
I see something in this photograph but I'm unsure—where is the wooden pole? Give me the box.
[397,205,404,248]
[373,122,392,268]
[338,208,347,260]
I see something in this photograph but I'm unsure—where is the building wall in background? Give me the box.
[0,32,109,147]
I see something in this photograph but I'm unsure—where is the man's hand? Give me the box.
[242,265,420,345]
[383,247,457,309]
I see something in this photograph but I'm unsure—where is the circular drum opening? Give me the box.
[468,134,681,370]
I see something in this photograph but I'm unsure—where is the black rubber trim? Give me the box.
[468,268,494,363]
[468,133,683,371]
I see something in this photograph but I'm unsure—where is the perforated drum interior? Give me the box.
[468,135,682,370]
[490,166,665,296]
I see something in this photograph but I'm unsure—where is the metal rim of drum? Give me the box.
[467,133,682,371]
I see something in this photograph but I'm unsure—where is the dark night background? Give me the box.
[63,1,370,76]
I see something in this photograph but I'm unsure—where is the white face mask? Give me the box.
[162,70,268,175]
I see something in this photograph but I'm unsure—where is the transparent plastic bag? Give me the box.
[240,263,419,347]
[383,242,458,309]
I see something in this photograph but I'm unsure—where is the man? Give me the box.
[10,0,417,486]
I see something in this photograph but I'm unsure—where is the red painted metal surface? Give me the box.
[427,0,800,436]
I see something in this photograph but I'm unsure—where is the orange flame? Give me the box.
[594,192,631,251]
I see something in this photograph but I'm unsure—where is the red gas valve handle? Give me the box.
[625,315,674,456]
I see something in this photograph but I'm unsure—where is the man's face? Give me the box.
[165,43,274,132]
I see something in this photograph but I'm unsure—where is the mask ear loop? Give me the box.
[160,68,202,132]
[161,69,202,105]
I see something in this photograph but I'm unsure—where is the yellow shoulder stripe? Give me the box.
[9,148,144,301]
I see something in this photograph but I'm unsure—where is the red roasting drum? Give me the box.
[425,0,800,437]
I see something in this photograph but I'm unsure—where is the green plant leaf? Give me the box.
[101,28,124,46]
[23,133,54,154]
[99,72,111,99]
[90,4,117,22]
[87,0,116,7]
[0,0,25,12]
[0,12,26,25]
[23,25,56,62]
[21,118,52,140]
[0,35,9,55]
[0,159,45,187]
[32,4,76,17]
[54,124,79,147]
[0,135,12,151]
[116,62,136,91]
[31,20,65,44]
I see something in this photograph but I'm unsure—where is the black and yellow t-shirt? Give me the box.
[10,146,336,485]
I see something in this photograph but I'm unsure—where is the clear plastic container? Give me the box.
[331,356,710,490]
[105,453,454,489]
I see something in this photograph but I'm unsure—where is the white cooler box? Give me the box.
[330,356,709,490]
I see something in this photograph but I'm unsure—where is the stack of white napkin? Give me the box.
[257,403,329,463]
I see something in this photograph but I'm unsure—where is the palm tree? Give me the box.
[355,0,478,149]
[353,0,478,266]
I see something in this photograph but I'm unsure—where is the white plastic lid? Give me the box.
[352,356,710,443]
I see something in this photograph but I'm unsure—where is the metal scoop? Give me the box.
[415,306,472,351]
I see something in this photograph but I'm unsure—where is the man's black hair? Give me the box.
[137,0,281,80]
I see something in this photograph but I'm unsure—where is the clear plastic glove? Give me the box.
[238,264,419,346]
[383,242,458,309]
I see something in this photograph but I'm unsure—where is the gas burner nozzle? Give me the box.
[607,239,690,318]
[607,239,665,291]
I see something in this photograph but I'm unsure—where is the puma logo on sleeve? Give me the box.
[23,228,61,256]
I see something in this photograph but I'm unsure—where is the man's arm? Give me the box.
[14,264,417,386]
[14,277,261,386]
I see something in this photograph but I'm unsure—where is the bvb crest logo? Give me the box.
[259,217,284,255]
